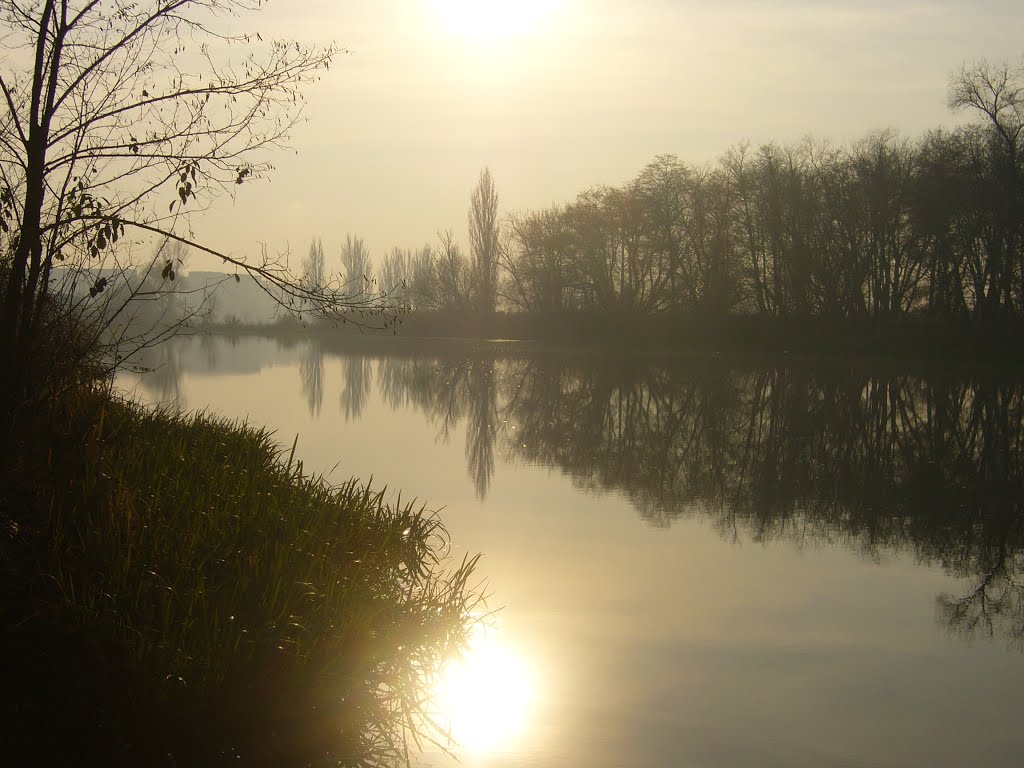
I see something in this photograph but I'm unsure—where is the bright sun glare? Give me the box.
[435,0,562,42]
[432,626,536,753]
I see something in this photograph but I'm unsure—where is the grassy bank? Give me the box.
[1,385,480,767]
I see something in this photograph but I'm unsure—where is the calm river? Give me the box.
[122,335,1024,768]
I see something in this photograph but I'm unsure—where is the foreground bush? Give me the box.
[1,387,480,767]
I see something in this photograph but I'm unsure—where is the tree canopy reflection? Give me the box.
[139,340,1024,649]
[372,350,1024,650]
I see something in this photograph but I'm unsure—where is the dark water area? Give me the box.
[124,335,1024,768]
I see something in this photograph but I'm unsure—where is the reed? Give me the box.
[3,385,482,766]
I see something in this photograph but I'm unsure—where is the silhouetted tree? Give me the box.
[722,142,770,314]
[850,131,923,315]
[405,245,433,311]
[912,129,972,318]
[427,229,470,311]
[499,207,574,314]
[948,56,1024,319]
[380,247,412,308]
[340,234,373,300]
[0,1,394,398]
[469,167,500,316]
[374,55,1024,332]
[304,238,327,291]
[632,156,689,310]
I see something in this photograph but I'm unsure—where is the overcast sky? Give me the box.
[188,0,1024,271]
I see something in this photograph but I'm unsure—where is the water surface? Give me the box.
[122,336,1024,768]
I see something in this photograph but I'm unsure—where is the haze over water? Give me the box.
[123,335,1024,768]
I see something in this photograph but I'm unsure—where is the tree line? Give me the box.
[303,168,500,315]
[316,57,1023,329]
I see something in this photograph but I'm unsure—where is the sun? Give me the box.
[434,0,563,42]
[431,625,537,753]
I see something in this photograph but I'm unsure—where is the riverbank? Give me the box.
[201,310,1024,372]
[1,383,478,766]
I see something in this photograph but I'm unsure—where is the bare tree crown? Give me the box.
[0,0,399,384]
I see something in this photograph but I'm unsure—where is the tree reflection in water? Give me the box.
[373,350,1024,650]
[299,340,324,417]
[378,356,497,498]
[141,339,1024,650]
[134,338,186,407]
[340,355,373,421]
[465,362,498,498]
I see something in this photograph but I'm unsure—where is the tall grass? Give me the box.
[3,386,482,766]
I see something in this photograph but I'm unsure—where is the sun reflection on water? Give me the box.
[432,624,536,754]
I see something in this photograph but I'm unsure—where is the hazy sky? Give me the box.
[188,0,1024,272]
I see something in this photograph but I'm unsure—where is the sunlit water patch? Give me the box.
[431,623,537,755]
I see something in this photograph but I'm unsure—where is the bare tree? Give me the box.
[948,56,1024,318]
[303,237,326,290]
[431,228,469,311]
[468,166,499,315]
[499,207,573,314]
[0,1,394,396]
[340,233,372,299]
[408,243,433,310]
[379,246,413,308]
[949,56,1024,165]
